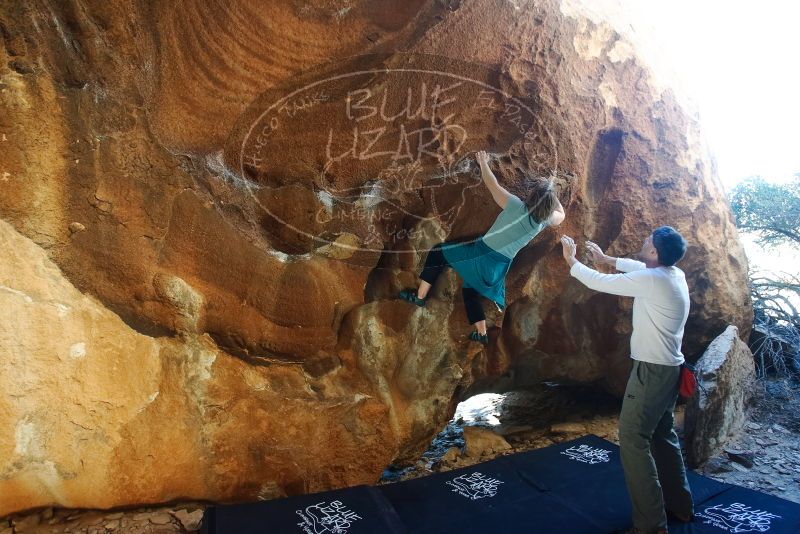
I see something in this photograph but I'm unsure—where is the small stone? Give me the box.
[133,513,152,521]
[149,513,173,525]
[731,462,750,472]
[549,422,586,435]
[463,426,511,458]
[746,422,762,431]
[178,508,204,531]
[775,464,793,475]
[12,513,42,530]
[725,449,755,468]
[105,520,120,530]
[772,423,790,433]
[704,457,733,474]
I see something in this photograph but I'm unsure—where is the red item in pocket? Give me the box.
[679,363,697,398]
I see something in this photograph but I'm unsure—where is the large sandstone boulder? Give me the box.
[0,0,751,515]
[0,220,398,514]
[685,326,757,467]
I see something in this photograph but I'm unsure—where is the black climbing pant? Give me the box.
[419,243,486,325]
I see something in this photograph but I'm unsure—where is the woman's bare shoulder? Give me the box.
[508,195,525,208]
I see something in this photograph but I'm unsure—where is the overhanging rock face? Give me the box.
[0,0,751,515]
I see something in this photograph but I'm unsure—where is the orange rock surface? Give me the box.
[0,0,750,515]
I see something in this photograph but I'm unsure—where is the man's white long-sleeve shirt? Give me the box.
[569,257,690,366]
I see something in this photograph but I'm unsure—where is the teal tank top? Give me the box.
[482,195,547,259]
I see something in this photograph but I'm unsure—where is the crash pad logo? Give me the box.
[445,471,504,500]
[295,500,362,534]
[560,444,612,464]
[696,503,781,533]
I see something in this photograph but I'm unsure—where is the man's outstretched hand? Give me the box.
[586,241,606,264]
[560,235,578,267]
[586,241,617,267]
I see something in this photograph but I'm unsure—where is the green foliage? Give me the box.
[729,175,800,248]
[729,174,800,377]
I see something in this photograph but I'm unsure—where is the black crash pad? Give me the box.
[201,435,800,534]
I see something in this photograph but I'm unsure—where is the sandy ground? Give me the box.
[3,378,798,533]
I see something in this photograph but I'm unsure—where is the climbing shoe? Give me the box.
[398,289,426,307]
[469,330,488,345]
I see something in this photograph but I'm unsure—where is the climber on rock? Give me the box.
[398,150,565,345]
[559,230,694,534]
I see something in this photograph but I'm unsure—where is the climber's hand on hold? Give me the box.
[560,235,577,267]
[477,150,514,209]
[475,150,490,168]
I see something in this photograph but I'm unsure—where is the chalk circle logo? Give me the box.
[294,500,362,534]
[445,471,504,500]
[232,53,558,263]
[696,503,781,533]
[560,444,612,464]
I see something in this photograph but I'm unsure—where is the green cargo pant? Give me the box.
[619,360,694,533]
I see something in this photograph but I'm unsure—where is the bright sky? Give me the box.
[573,0,800,190]
[653,1,800,189]
[648,1,800,279]
[641,1,800,278]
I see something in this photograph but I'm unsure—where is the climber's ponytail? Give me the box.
[524,177,558,224]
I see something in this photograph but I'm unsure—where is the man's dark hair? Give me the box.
[652,226,687,266]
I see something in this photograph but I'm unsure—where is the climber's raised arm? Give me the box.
[475,150,514,209]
